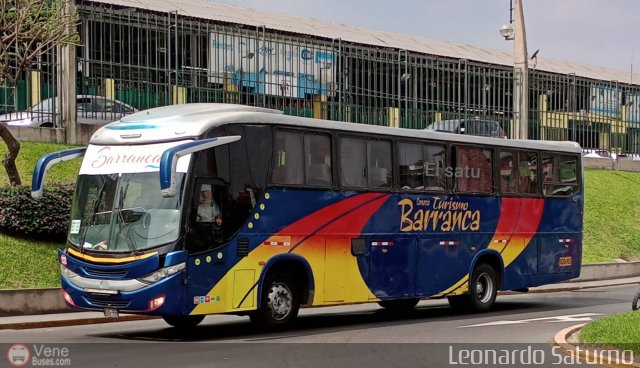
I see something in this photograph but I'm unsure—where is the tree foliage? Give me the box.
[0,0,80,86]
[0,0,80,186]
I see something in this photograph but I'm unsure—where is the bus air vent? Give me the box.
[237,239,250,257]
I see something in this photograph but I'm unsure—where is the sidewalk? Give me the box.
[0,312,157,330]
[1,276,638,331]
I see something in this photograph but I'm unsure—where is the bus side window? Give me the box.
[424,144,446,191]
[272,131,304,185]
[499,150,517,194]
[399,143,424,189]
[304,134,332,186]
[339,137,367,188]
[518,151,538,194]
[455,145,493,193]
[367,140,392,188]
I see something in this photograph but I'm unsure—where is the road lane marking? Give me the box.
[459,313,604,328]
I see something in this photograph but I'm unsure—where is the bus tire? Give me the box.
[468,263,498,312]
[378,298,420,311]
[250,273,299,330]
[632,288,640,311]
[162,315,205,329]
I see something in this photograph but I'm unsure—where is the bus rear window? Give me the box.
[542,154,579,196]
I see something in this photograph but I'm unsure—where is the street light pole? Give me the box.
[501,0,529,140]
[514,0,529,140]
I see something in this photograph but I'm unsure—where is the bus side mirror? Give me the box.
[31,147,86,199]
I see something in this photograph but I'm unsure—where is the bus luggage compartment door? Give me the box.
[366,238,416,299]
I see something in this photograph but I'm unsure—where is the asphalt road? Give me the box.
[1,284,635,368]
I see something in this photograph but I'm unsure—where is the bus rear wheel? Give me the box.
[447,263,498,313]
[378,298,420,311]
[468,263,498,312]
[250,273,299,330]
[162,315,205,329]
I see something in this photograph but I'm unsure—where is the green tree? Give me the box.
[0,0,79,185]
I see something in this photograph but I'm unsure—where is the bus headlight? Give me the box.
[137,262,185,284]
[61,265,79,280]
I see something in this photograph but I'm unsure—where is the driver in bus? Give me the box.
[197,184,222,225]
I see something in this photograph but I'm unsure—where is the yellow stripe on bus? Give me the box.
[67,247,157,264]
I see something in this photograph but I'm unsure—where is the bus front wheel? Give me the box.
[250,273,300,330]
[162,315,205,329]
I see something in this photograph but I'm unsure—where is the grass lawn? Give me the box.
[580,311,640,353]
[0,233,61,288]
[583,169,640,263]
[0,141,77,289]
[0,142,639,288]
[0,141,81,187]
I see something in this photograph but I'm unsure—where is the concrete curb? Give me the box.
[500,278,640,296]
[577,261,640,282]
[0,315,158,330]
[553,324,640,368]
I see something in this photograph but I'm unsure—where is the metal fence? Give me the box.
[3,1,640,156]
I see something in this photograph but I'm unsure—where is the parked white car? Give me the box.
[582,149,616,160]
[0,95,137,128]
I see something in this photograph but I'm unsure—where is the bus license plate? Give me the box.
[104,308,119,318]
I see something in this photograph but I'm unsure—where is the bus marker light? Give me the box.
[439,241,460,246]
[148,295,166,311]
[263,241,291,246]
[217,252,223,260]
[62,291,75,307]
[258,261,265,266]
[371,241,394,246]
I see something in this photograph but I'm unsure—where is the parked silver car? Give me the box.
[425,119,507,138]
[0,95,137,128]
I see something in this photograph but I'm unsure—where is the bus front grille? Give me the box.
[83,268,128,279]
[84,296,130,309]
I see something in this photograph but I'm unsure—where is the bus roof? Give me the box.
[90,103,581,153]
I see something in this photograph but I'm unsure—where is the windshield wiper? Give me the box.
[116,180,139,254]
[78,180,108,252]
[78,198,98,253]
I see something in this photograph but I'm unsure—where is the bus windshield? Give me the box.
[68,172,185,252]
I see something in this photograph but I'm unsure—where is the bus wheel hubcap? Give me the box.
[267,283,292,320]
[476,272,493,304]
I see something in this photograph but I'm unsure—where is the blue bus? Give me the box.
[33,104,583,329]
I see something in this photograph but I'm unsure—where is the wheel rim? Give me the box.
[475,272,494,304]
[266,282,293,321]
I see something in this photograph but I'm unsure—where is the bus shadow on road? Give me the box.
[89,294,609,342]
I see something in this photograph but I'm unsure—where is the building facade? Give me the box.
[3,0,640,152]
